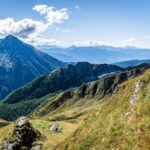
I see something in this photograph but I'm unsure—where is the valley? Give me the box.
[0,62,150,149]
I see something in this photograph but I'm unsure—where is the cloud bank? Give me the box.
[0,18,48,38]
[0,4,143,48]
[0,4,69,38]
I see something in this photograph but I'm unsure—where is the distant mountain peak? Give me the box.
[0,35,33,55]
[3,35,20,41]
[1,35,23,47]
[5,35,17,39]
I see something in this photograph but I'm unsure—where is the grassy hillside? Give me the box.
[56,69,150,150]
[0,66,150,149]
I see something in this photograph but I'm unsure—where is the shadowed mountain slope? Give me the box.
[0,62,123,121]
[0,35,64,99]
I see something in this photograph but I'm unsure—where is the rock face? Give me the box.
[3,117,42,150]
[36,64,147,116]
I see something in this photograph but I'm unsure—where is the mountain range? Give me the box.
[0,35,150,150]
[38,45,150,64]
[1,35,150,100]
[114,59,150,68]
[0,35,64,99]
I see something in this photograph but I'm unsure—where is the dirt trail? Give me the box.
[126,80,142,117]
[130,80,142,112]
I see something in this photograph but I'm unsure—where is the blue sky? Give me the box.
[0,0,150,48]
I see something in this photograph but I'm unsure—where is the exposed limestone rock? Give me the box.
[30,145,42,150]
[126,79,142,118]
[130,80,142,112]
[49,124,61,132]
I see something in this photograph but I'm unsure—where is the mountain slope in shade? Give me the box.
[0,35,64,99]
[0,62,123,121]
[4,62,123,104]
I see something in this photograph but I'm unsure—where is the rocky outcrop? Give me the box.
[36,64,148,117]
[2,117,42,150]
[49,124,61,132]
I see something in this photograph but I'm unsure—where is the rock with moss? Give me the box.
[2,117,42,150]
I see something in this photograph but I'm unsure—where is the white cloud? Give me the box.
[73,40,110,47]
[0,4,69,38]
[33,5,69,25]
[72,37,137,47]
[74,5,80,11]
[119,37,136,44]
[23,36,150,49]
[0,18,48,38]
[55,27,74,33]
[24,37,137,48]
[24,36,67,47]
